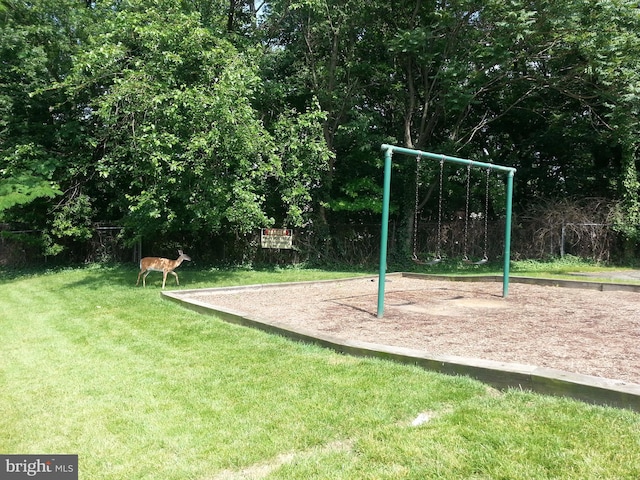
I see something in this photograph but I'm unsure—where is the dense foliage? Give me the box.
[1,0,639,262]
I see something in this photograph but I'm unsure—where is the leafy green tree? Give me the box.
[263,0,640,258]
[2,0,639,263]
[567,0,640,247]
[270,102,332,226]
[59,1,279,243]
[479,0,640,244]
[262,0,398,225]
[0,0,93,254]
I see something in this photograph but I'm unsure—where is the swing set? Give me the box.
[378,144,516,318]
[411,158,491,265]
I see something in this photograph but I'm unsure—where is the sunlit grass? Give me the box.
[1,265,639,479]
[511,255,617,274]
[398,254,640,284]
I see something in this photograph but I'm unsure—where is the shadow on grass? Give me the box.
[61,264,245,289]
[0,263,241,289]
[1,262,373,290]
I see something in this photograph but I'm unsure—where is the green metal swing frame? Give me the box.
[377,144,517,318]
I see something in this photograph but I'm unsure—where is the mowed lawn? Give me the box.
[1,265,639,479]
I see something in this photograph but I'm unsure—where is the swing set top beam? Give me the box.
[381,144,516,176]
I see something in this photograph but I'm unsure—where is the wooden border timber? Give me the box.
[402,272,640,293]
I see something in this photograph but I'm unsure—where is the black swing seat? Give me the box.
[463,255,488,265]
[412,254,442,266]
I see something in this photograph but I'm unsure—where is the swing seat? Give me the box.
[412,254,441,266]
[463,255,488,265]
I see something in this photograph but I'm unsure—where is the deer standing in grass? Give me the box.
[136,250,192,289]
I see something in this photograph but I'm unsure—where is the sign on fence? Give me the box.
[261,228,293,249]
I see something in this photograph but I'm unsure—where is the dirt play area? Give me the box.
[183,274,640,385]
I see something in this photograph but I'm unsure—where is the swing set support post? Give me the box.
[377,147,393,318]
[377,144,517,318]
[503,169,515,297]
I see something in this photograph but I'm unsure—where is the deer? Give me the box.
[136,249,192,289]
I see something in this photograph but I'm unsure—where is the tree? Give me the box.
[262,0,399,225]
[566,0,640,247]
[2,0,639,263]
[0,0,93,254]
[262,0,640,259]
[269,102,333,227]
[478,0,640,245]
[57,1,280,244]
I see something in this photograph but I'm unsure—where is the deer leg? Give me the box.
[170,271,179,286]
[162,271,168,289]
[142,270,151,287]
[136,270,145,286]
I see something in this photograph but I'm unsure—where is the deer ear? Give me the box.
[178,249,183,255]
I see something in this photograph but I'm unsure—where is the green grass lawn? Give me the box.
[1,264,639,479]
[404,255,640,284]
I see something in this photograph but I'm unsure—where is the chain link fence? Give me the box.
[0,198,630,267]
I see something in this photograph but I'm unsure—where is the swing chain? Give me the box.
[412,155,422,259]
[483,167,490,259]
[436,157,444,259]
[463,163,471,260]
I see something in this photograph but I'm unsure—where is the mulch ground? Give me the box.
[187,274,640,385]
